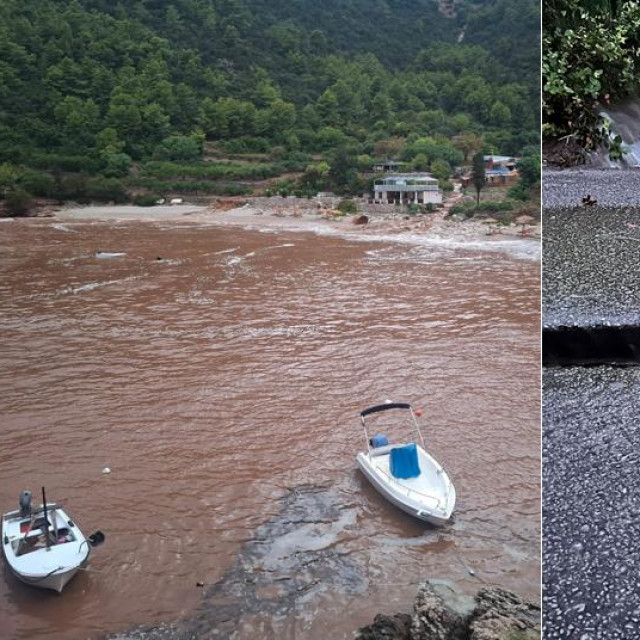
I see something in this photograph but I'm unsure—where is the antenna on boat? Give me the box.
[408,405,426,449]
[42,487,51,550]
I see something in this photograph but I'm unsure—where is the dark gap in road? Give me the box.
[543,325,640,366]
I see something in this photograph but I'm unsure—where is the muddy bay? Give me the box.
[0,218,540,639]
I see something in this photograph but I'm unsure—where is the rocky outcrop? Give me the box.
[470,588,540,640]
[357,614,413,640]
[356,581,540,640]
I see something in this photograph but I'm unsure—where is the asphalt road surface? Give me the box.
[543,366,640,640]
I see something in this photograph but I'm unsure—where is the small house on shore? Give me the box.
[373,173,442,205]
[484,155,519,185]
[460,155,520,187]
[372,160,408,173]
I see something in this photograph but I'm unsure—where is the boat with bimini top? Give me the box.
[356,402,456,525]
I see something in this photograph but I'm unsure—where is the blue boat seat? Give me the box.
[370,434,389,448]
[390,443,421,479]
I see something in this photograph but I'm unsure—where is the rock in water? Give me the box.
[410,581,470,640]
[469,587,540,640]
[357,582,540,640]
[357,614,412,640]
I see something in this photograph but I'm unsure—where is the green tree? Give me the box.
[96,128,126,155]
[153,136,201,162]
[412,153,429,171]
[374,137,406,159]
[431,159,452,180]
[317,89,339,123]
[328,147,357,194]
[490,101,512,126]
[453,133,484,163]
[472,151,486,205]
[18,170,55,197]
[101,153,132,178]
[0,163,18,196]
[517,152,541,190]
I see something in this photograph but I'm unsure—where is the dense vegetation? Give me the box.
[543,0,640,156]
[0,0,539,208]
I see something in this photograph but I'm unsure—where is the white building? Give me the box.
[373,174,442,205]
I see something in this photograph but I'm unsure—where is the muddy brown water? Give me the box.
[0,218,540,639]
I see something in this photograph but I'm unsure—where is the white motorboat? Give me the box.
[2,489,102,593]
[356,402,456,525]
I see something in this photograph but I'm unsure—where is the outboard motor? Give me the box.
[19,490,32,518]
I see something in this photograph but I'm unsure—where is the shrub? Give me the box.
[477,201,514,212]
[448,203,474,218]
[31,154,102,173]
[86,177,128,203]
[17,170,55,197]
[54,173,89,202]
[127,176,251,196]
[141,161,281,181]
[102,153,133,178]
[269,146,286,161]
[153,136,201,162]
[223,137,271,153]
[133,194,159,207]
[543,1,640,148]
[508,184,530,201]
[337,198,358,214]
[280,151,312,172]
[4,188,32,215]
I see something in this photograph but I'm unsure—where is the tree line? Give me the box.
[0,0,539,208]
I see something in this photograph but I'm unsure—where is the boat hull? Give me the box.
[357,450,455,526]
[6,563,82,593]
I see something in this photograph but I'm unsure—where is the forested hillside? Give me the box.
[0,0,539,207]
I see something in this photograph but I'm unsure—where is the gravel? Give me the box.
[543,204,640,328]
[543,168,640,209]
[543,367,640,640]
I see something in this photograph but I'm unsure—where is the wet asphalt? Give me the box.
[543,204,640,328]
[543,367,640,640]
[544,168,640,328]
[544,168,640,639]
[543,167,640,210]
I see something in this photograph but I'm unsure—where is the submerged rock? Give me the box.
[357,581,540,640]
[357,613,412,640]
[105,486,365,639]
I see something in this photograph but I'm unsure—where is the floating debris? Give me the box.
[95,251,126,259]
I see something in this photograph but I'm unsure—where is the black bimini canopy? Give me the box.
[360,402,411,417]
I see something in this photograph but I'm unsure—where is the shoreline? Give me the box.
[41,197,540,260]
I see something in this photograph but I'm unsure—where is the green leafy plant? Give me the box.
[543,0,640,150]
[133,194,159,207]
[337,198,358,214]
[4,188,32,216]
